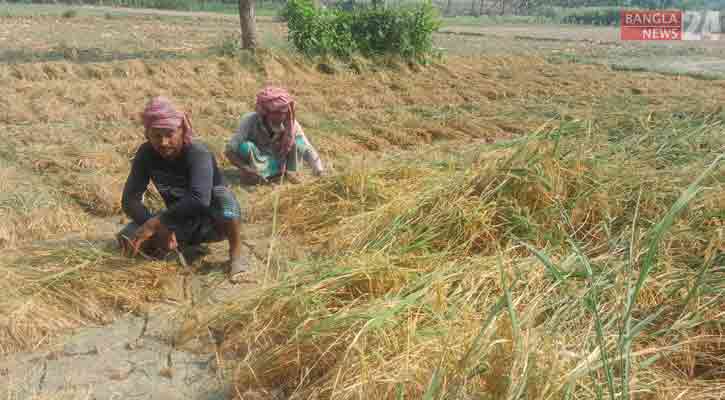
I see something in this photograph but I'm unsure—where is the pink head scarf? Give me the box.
[255,87,296,168]
[142,96,193,146]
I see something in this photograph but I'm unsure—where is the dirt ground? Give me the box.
[1,218,283,400]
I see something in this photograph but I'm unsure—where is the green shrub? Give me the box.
[535,5,560,21]
[561,7,621,26]
[150,0,193,10]
[61,8,77,18]
[286,0,356,58]
[286,0,441,62]
[531,6,626,26]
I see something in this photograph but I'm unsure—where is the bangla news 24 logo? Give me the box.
[621,10,725,41]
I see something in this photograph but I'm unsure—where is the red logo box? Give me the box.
[621,10,682,40]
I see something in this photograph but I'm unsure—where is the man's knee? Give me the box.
[212,186,243,221]
[237,141,254,155]
[227,142,255,164]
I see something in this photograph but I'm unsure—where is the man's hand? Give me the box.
[225,149,246,170]
[285,171,301,184]
[124,217,176,257]
[128,217,160,256]
[156,223,178,252]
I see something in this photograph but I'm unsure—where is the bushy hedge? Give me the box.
[535,6,621,26]
[561,7,620,25]
[286,0,441,62]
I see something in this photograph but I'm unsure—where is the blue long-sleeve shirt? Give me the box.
[121,141,225,226]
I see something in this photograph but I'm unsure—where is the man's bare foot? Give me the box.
[229,256,251,283]
[285,172,301,184]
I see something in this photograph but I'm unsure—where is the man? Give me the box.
[118,96,249,282]
[225,86,325,185]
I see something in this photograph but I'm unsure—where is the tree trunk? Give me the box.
[445,0,452,17]
[239,0,257,49]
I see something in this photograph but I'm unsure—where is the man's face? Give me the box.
[147,126,184,159]
[264,110,287,133]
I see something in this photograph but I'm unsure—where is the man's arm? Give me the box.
[225,113,268,181]
[225,113,254,161]
[158,148,214,225]
[295,123,325,176]
[121,147,153,225]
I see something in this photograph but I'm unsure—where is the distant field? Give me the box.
[437,23,725,78]
[4,3,725,79]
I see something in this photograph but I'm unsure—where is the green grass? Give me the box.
[611,64,725,81]
[61,8,77,18]
[442,14,555,26]
[171,1,281,16]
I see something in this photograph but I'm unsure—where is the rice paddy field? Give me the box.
[1,4,724,400]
